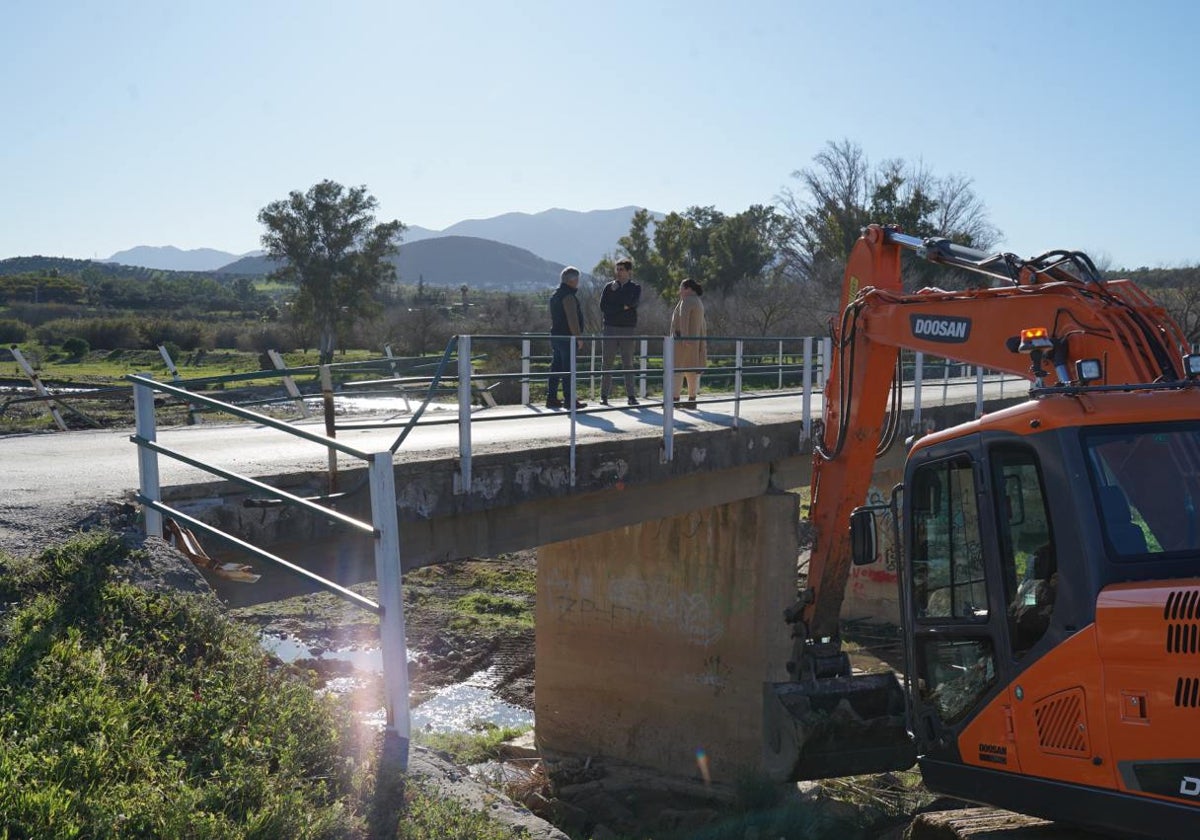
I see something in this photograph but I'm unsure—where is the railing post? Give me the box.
[777,339,784,390]
[10,345,67,431]
[976,366,985,418]
[662,337,674,462]
[568,339,578,487]
[521,336,532,406]
[368,451,410,771]
[133,373,162,538]
[320,365,338,493]
[801,336,813,441]
[588,336,598,400]
[384,344,412,413]
[821,337,832,392]
[158,344,201,425]
[639,338,649,400]
[913,351,924,432]
[267,349,310,418]
[733,339,744,428]
[456,335,472,494]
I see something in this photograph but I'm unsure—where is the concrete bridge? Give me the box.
[2,342,1030,783]
[132,380,1018,785]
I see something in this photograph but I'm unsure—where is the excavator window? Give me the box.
[910,456,987,620]
[909,455,998,727]
[1084,423,1200,557]
[989,445,1056,656]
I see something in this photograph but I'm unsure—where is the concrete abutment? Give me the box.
[535,493,797,782]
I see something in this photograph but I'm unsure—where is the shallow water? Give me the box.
[263,632,532,733]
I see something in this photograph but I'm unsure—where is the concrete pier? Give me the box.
[535,493,797,781]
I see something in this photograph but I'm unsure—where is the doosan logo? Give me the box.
[911,315,971,343]
[1183,775,1200,797]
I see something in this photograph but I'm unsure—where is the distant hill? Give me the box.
[96,206,657,277]
[437,206,654,270]
[105,245,263,272]
[0,255,164,279]
[218,236,569,291]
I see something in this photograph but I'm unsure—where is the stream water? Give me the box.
[260,631,532,733]
[209,553,534,736]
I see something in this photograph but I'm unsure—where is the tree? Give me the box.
[258,180,404,364]
[776,139,1000,331]
[614,205,790,299]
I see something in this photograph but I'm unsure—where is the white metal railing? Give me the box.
[128,373,413,770]
[346,333,1025,495]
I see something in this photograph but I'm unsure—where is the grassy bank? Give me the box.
[0,533,521,839]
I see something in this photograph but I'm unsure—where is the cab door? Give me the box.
[904,443,1010,763]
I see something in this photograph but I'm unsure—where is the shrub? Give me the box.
[61,336,90,359]
[0,534,365,839]
[0,318,28,343]
[34,316,145,350]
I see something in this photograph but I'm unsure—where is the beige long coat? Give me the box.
[670,293,707,369]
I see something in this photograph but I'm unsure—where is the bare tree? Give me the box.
[776,139,1002,316]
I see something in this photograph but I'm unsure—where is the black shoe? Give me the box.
[627,396,639,406]
[545,399,563,409]
[599,397,610,406]
[573,400,588,409]
[680,399,697,409]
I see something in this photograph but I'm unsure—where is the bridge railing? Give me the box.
[126,372,414,770]
[335,333,1025,492]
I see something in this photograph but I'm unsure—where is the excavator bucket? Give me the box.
[763,671,916,781]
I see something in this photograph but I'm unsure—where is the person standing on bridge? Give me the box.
[670,278,707,409]
[547,266,587,410]
[599,257,641,406]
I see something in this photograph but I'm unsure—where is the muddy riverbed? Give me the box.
[214,550,538,718]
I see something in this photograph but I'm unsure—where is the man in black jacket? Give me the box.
[599,257,641,406]
[547,266,587,410]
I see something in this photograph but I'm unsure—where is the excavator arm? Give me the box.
[802,225,1186,646]
[766,224,1191,781]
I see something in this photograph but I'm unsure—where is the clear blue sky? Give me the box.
[3,0,1198,269]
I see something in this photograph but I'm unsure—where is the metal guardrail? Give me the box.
[127,373,413,770]
[332,333,1023,493]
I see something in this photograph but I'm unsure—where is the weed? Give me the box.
[396,781,515,840]
[412,723,529,766]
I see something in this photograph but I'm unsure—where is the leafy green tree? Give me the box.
[614,205,790,299]
[258,180,404,364]
[614,208,667,293]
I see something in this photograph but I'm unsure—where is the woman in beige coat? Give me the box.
[669,278,707,408]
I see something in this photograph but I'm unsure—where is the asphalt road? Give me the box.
[0,392,814,509]
[0,376,1024,534]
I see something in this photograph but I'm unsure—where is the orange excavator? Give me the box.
[764,224,1200,837]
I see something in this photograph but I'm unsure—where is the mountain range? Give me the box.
[219,236,568,291]
[105,206,655,276]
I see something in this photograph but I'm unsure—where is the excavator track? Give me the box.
[907,807,1117,839]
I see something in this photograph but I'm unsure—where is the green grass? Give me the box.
[396,782,516,840]
[412,724,530,766]
[4,344,384,387]
[449,593,533,631]
[0,533,526,840]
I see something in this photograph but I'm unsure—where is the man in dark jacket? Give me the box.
[547,266,587,410]
[599,257,641,406]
